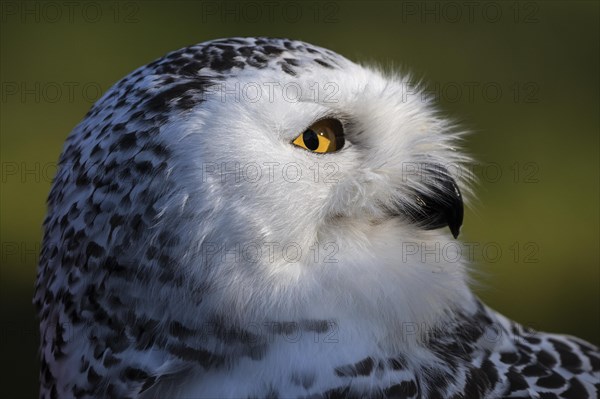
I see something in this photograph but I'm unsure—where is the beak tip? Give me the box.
[451,227,460,239]
[448,208,463,239]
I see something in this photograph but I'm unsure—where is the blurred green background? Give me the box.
[1,1,598,396]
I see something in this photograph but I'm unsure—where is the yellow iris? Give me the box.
[292,118,345,154]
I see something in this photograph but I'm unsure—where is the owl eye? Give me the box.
[292,118,345,153]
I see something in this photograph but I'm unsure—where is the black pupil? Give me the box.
[303,129,320,151]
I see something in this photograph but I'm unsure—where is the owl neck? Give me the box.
[201,218,475,353]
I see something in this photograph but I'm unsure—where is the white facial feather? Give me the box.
[150,56,472,337]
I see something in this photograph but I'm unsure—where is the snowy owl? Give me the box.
[34,37,599,398]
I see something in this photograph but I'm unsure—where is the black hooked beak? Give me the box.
[405,164,464,238]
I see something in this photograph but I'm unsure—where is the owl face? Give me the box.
[180,54,464,237]
[154,40,468,326]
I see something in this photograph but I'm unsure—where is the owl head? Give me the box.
[36,38,472,359]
